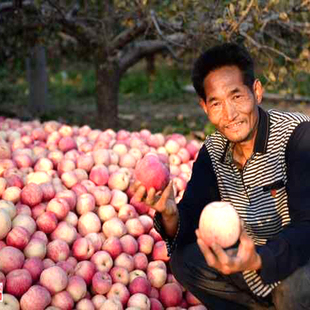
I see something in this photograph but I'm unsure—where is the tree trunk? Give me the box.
[26,45,48,117]
[95,60,120,130]
[26,46,47,116]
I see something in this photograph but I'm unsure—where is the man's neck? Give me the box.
[233,139,256,169]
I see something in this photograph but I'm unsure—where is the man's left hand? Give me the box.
[195,225,262,275]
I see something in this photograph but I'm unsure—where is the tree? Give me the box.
[0,0,309,129]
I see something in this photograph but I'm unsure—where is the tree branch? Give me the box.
[239,31,297,62]
[227,0,255,40]
[110,19,149,52]
[118,33,186,75]
[150,10,186,48]
[57,18,99,47]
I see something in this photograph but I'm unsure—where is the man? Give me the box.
[132,43,310,309]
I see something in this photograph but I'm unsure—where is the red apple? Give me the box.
[46,198,70,220]
[91,186,111,206]
[90,250,113,273]
[23,257,44,282]
[36,211,58,234]
[92,294,106,309]
[109,266,129,285]
[89,165,109,186]
[133,252,149,270]
[23,238,47,259]
[118,204,138,222]
[102,236,123,259]
[50,221,77,245]
[0,209,11,240]
[114,253,134,272]
[135,154,169,191]
[152,241,169,262]
[106,282,130,306]
[78,211,101,236]
[138,234,154,255]
[40,266,68,295]
[120,234,138,256]
[58,136,77,153]
[72,237,95,261]
[159,283,183,307]
[91,271,112,295]
[109,189,128,210]
[150,297,164,310]
[6,226,30,250]
[102,217,127,238]
[74,260,96,286]
[76,193,96,215]
[75,298,95,310]
[5,268,32,297]
[12,213,36,235]
[199,201,241,248]
[0,246,25,274]
[108,170,130,191]
[47,239,70,262]
[97,204,117,222]
[20,183,43,207]
[100,298,123,310]
[51,290,74,310]
[66,275,87,302]
[129,276,152,296]
[20,285,52,310]
[126,218,145,237]
[127,293,151,310]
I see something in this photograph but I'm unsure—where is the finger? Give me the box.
[128,179,142,194]
[158,181,174,204]
[133,185,147,202]
[211,243,230,266]
[237,230,254,258]
[195,229,201,239]
[240,219,245,230]
[145,187,157,205]
[197,238,217,267]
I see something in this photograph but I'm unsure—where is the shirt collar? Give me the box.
[220,106,270,164]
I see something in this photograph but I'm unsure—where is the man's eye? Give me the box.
[233,95,241,100]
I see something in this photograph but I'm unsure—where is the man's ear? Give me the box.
[253,79,264,104]
[199,99,208,115]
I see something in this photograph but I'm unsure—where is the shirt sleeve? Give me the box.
[154,143,220,255]
[257,121,310,284]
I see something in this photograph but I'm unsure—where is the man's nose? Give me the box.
[223,101,238,121]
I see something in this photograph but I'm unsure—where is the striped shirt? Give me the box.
[154,107,310,297]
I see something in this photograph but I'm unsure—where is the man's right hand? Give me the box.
[129,180,179,237]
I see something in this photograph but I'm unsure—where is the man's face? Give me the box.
[200,66,263,143]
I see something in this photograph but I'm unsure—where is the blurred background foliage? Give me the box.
[0,0,310,137]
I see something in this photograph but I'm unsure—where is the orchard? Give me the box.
[0,117,207,310]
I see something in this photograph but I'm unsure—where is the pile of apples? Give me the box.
[0,117,206,310]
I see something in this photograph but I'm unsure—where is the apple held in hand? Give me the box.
[198,201,241,249]
[134,154,170,191]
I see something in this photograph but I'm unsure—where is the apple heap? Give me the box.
[0,116,207,310]
[199,201,241,249]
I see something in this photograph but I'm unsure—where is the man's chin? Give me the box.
[223,132,249,143]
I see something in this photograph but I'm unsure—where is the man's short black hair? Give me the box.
[191,43,255,102]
